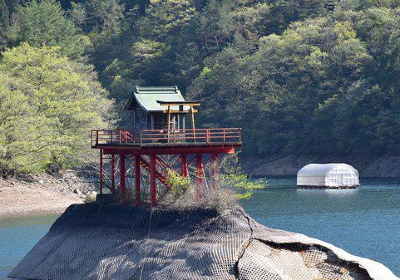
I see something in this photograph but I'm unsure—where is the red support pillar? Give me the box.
[135,155,141,205]
[99,149,103,195]
[111,154,115,192]
[196,154,203,202]
[181,154,188,177]
[150,154,157,207]
[212,153,219,194]
[120,154,126,203]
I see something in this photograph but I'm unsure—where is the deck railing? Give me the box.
[91,128,242,147]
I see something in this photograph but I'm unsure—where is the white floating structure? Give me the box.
[297,163,359,189]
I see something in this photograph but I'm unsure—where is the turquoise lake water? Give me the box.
[0,177,399,279]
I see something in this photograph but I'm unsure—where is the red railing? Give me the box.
[91,128,242,147]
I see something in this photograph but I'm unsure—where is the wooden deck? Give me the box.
[91,128,242,149]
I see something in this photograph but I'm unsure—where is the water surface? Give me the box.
[0,178,399,279]
[0,215,58,280]
[242,177,400,276]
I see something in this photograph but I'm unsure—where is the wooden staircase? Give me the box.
[139,155,179,188]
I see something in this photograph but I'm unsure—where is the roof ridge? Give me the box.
[135,86,180,94]
[136,86,178,90]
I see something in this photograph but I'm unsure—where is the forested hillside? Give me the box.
[1,0,400,176]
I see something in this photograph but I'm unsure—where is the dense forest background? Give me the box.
[1,0,400,176]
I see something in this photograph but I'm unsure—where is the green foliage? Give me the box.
[0,0,11,50]
[0,43,113,177]
[94,0,200,126]
[70,0,124,40]
[165,170,192,197]
[219,174,265,199]
[188,12,397,155]
[163,153,264,203]
[0,71,52,176]
[15,0,85,57]
[220,153,265,199]
[79,0,400,156]
[3,0,400,178]
[0,0,9,28]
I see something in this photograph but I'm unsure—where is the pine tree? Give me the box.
[0,0,10,50]
[15,0,84,57]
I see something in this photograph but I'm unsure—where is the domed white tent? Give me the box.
[297,163,359,189]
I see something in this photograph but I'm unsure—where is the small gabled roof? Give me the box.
[125,86,188,112]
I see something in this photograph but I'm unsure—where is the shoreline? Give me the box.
[0,170,95,220]
[242,154,400,178]
[2,154,400,220]
[0,204,74,221]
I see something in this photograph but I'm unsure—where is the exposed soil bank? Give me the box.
[0,170,96,219]
[242,154,400,178]
[9,204,398,280]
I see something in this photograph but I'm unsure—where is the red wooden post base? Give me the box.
[99,149,103,195]
[181,154,188,177]
[196,154,203,202]
[111,154,115,192]
[150,154,157,207]
[119,154,126,203]
[135,155,141,205]
[212,153,219,194]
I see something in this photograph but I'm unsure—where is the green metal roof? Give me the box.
[125,86,187,112]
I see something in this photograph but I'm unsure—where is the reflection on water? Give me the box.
[302,188,359,196]
[0,178,399,279]
[242,177,400,276]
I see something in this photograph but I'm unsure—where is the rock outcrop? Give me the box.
[9,204,399,280]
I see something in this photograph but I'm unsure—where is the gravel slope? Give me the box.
[0,170,95,219]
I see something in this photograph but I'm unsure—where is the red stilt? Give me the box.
[135,155,141,205]
[196,154,203,201]
[120,154,126,203]
[181,154,188,177]
[111,154,115,192]
[150,154,157,207]
[212,153,219,194]
[99,149,103,195]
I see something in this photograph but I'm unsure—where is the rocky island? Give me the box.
[9,203,399,280]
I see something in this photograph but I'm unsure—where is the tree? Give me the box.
[70,0,124,39]
[3,0,400,162]
[0,0,10,50]
[15,0,85,57]
[0,43,114,176]
[219,153,265,200]
[0,72,53,177]
[0,0,9,28]
[189,17,374,155]
[132,0,198,85]
[94,0,200,127]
